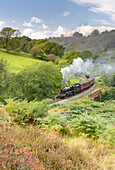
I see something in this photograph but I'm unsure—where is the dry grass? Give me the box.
[48,106,70,114]
[64,137,115,170]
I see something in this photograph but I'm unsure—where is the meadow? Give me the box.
[0,51,42,73]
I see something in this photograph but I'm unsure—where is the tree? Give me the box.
[81,50,93,59]
[37,41,65,58]
[9,37,20,53]
[30,47,48,60]
[20,36,31,52]
[90,29,100,37]
[15,62,62,101]
[0,37,6,48]
[48,54,58,63]
[62,50,84,64]
[0,27,20,52]
[0,58,11,101]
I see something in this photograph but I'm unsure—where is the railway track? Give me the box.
[48,82,96,106]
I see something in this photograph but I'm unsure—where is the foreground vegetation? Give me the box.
[0,96,115,169]
[0,123,99,169]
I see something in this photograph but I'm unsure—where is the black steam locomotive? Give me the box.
[59,75,95,99]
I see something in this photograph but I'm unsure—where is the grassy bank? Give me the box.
[0,51,42,73]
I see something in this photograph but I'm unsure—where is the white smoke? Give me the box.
[61,57,115,85]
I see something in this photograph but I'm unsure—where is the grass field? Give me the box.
[0,51,43,73]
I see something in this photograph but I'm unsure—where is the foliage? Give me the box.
[62,50,84,64]
[98,74,115,101]
[5,98,50,124]
[71,114,99,138]
[20,36,31,52]
[0,107,13,125]
[48,54,58,63]
[30,47,48,60]
[98,87,115,101]
[9,37,20,53]
[0,37,6,48]
[39,41,65,58]
[81,50,93,59]
[55,58,68,68]
[46,99,115,144]
[55,50,86,68]
[91,53,99,60]
[0,27,20,52]
[101,74,115,87]
[0,53,62,102]
[0,58,11,102]
[14,62,62,101]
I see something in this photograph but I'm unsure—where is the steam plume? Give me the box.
[61,56,115,85]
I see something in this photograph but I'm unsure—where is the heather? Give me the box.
[0,123,99,169]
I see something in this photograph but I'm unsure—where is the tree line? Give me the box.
[0,27,65,61]
[0,27,97,64]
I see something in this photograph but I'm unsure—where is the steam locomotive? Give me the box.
[59,75,95,99]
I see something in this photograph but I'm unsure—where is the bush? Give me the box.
[0,58,11,102]
[98,87,115,101]
[101,74,115,87]
[71,115,99,138]
[15,62,62,101]
[5,98,49,124]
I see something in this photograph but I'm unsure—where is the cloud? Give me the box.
[30,30,51,39]
[61,11,71,16]
[69,0,115,21]
[53,26,74,37]
[23,17,45,28]
[31,17,44,23]
[93,20,112,26]
[52,24,115,37]
[23,22,36,27]
[0,21,5,27]
[75,24,115,36]
[42,24,48,29]
[22,24,115,39]
[22,28,34,36]
[11,20,15,23]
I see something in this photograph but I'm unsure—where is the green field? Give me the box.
[0,51,43,73]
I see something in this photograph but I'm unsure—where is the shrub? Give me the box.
[98,87,115,101]
[0,58,11,102]
[71,115,99,138]
[5,98,49,124]
[15,62,62,101]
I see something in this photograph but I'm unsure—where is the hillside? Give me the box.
[0,51,42,73]
[49,29,115,53]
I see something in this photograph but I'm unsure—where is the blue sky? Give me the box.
[0,0,115,39]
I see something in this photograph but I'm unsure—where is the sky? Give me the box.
[0,0,115,39]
